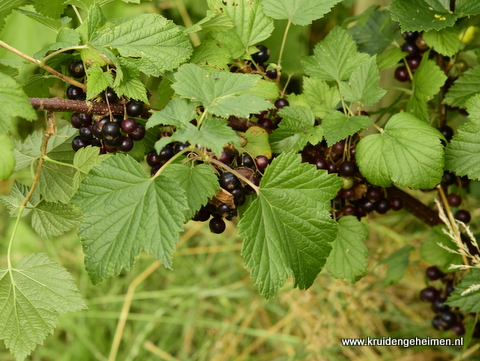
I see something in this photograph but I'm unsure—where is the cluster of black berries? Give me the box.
[66,60,146,153]
[395,31,430,82]
[420,266,467,335]
[230,44,278,80]
[250,97,289,133]
[147,141,190,175]
[301,133,403,220]
[193,151,270,234]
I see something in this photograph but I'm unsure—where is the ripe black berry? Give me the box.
[416,34,429,51]
[71,113,82,128]
[455,210,471,223]
[375,198,390,214]
[366,187,383,202]
[66,85,84,100]
[401,42,420,57]
[72,136,89,151]
[217,203,232,217]
[159,144,175,162]
[129,123,146,141]
[360,199,375,213]
[314,157,329,170]
[118,136,134,152]
[420,286,439,302]
[102,121,121,140]
[447,193,462,207]
[432,315,448,330]
[68,60,86,78]
[390,197,404,211]
[402,31,418,42]
[407,56,421,70]
[79,113,93,125]
[440,311,457,328]
[266,68,277,79]
[274,98,289,109]
[339,161,357,177]
[343,205,356,215]
[92,118,108,138]
[79,125,93,141]
[230,186,245,202]
[257,117,275,131]
[452,323,465,336]
[251,45,270,64]
[193,206,210,222]
[439,125,454,142]
[256,155,269,171]
[220,172,240,190]
[442,171,456,185]
[332,140,345,155]
[432,297,450,313]
[105,135,122,147]
[174,142,190,154]
[395,66,410,82]
[104,87,118,103]
[111,115,123,124]
[426,266,444,281]
[126,100,144,117]
[209,217,226,234]
[147,150,162,167]
[341,188,355,200]
[241,154,255,168]
[121,118,137,134]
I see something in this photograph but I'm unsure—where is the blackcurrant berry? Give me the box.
[217,203,232,217]
[121,118,137,134]
[343,204,356,215]
[432,297,450,313]
[420,286,439,302]
[193,206,211,222]
[395,66,411,82]
[274,98,289,109]
[407,56,421,70]
[366,187,383,202]
[447,193,462,207]
[375,198,390,214]
[442,171,457,186]
[426,266,444,281]
[432,315,448,330]
[341,188,355,200]
[129,123,146,141]
[104,144,117,153]
[118,136,134,152]
[159,144,175,162]
[174,142,190,154]
[225,208,238,221]
[257,117,275,131]
[455,210,471,223]
[102,121,121,140]
[361,199,375,213]
[209,217,226,234]
[452,323,465,336]
[266,68,277,79]
[151,164,161,175]
[71,113,82,128]
[341,177,354,190]
[126,100,144,117]
[390,197,404,211]
[331,140,345,155]
[66,85,84,100]
[439,125,454,142]
[220,172,240,190]
[111,115,123,124]
[92,118,108,138]
[147,150,162,167]
[401,42,420,57]
[105,135,122,147]
[90,138,101,147]
[230,186,245,201]
[72,136,90,151]
[79,113,93,125]
[402,31,418,42]
[256,155,269,171]
[327,163,338,174]
[79,125,93,141]
[440,311,457,328]
[251,45,270,64]
[242,154,255,168]
[313,157,329,170]
[416,34,429,51]
[104,87,118,103]
[339,161,357,177]
[68,60,86,78]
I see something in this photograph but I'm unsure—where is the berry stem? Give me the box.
[175,0,201,46]
[372,123,384,133]
[0,41,86,90]
[209,158,260,194]
[71,5,83,23]
[277,19,292,75]
[39,45,88,66]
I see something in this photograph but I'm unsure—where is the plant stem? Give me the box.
[152,146,195,179]
[277,19,292,73]
[43,155,84,173]
[0,41,86,90]
[175,0,201,46]
[7,112,56,269]
[372,122,384,133]
[40,45,88,66]
[209,158,259,194]
[72,5,83,23]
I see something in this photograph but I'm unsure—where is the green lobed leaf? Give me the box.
[407,54,447,121]
[72,146,111,190]
[389,0,458,32]
[303,77,340,118]
[466,94,480,123]
[91,14,192,77]
[86,4,106,42]
[0,181,39,217]
[420,225,463,273]
[32,0,66,19]
[162,163,219,220]
[147,98,197,129]
[356,112,445,189]
[189,39,230,69]
[341,56,386,106]
[444,122,480,180]
[242,126,272,159]
[34,27,80,60]
[238,151,342,298]
[85,66,113,100]
[326,216,369,283]
[444,65,480,109]
[15,9,65,31]
[378,245,414,286]
[212,0,274,59]
[0,59,24,77]
[113,62,148,103]
[64,0,140,11]
[71,155,188,284]
[349,10,400,56]
[455,1,480,16]
[301,26,370,82]
[23,75,56,98]
[322,112,371,147]
[446,269,480,313]
[0,253,86,361]
[0,72,37,132]
[376,47,407,71]
[32,201,81,241]
[270,105,323,153]
[262,0,343,26]
[423,27,461,57]
[0,0,29,33]
[0,134,15,181]
[172,63,271,118]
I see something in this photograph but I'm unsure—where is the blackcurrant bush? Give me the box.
[71,113,82,128]
[118,136,134,152]
[274,98,289,109]
[455,210,471,223]
[79,125,93,141]
[68,60,86,78]
[420,286,439,302]
[375,198,390,214]
[66,85,84,100]
[339,161,357,177]
[130,123,146,141]
[102,121,121,140]
[209,217,226,234]
[426,266,444,281]
[220,172,240,190]
[72,136,89,151]
[126,100,144,117]
[390,197,404,211]
[395,66,411,82]
[121,118,137,134]
[447,193,462,207]
[251,45,270,64]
